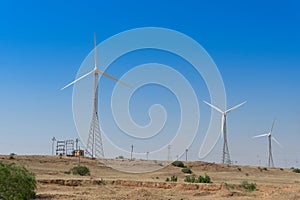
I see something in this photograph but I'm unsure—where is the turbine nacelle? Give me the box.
[94,66,99,73]
[203,100,246,133]
[203,101,247,115]
[61,33,129,91]
[253,120,283,148]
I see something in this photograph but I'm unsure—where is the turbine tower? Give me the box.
[204,101,246,164]
[253,119,283,167]
[61,33,128,158]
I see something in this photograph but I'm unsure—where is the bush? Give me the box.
[181,168,192,174]
[0,162,36,199]
[184,176,197,183]
[172,161,185,168]
[70,165,90,176]
[241,180,256,192]
[165,176,177,182]
[293,168,300,173]
[170,175,177,182]
[116,155,124,159]
[197,174,212,183]
[184,174,212,183]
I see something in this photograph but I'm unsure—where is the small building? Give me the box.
[73,149,84,157]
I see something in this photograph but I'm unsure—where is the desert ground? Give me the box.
[1,155,300,199]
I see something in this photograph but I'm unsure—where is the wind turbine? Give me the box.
[253,119,283,167]
[204,100,246,164]
[61,33,128,158]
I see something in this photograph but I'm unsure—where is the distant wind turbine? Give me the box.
[204,100,246,164]
[253,119,283,167]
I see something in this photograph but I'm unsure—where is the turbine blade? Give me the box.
[99,71,130,87]
[61,70,94,90]
[94,32,97,68]
[203,101,223,113]
[270,119,276,133]
[221,115,225,133]
[253,133,269,138]
[272,136,283,148]
[225,101,247,113]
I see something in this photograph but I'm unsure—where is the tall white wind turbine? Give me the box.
[204,101,246,164]
[253,119,283,167]
[61,33,128,158]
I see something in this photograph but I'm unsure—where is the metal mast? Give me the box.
[51,137,56,156]
[86,33,104,158]
[167,145,171,161]
[222,114,231,164]
[268,135,274,167]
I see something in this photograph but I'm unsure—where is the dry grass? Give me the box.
[1,155,300,199]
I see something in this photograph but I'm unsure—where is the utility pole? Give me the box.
[185,149,188,162]
[51,137,56,156]
[78,145,81,166]
[146,152,149,160]
[130,145,133,160]
[75,138,79,150]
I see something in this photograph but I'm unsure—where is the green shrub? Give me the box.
[197,174,212,183]
[293,168,300,173]
[184,174,212,183]
[116,155,124,159]
[172,161,185,168]
[170,175,177,182]
[0,162,36,199]
[165,176,177,182]
[184,176,192,182]
[241,180,256,192]
[70,165,90,176]
[181,168,192,174]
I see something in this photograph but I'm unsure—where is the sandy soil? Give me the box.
[1,155,300,199]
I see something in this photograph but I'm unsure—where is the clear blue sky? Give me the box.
[0,0,299,168]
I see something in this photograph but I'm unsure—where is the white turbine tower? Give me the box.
[61,33,128,158]
[204,100,246,164]
[253,119,283,167]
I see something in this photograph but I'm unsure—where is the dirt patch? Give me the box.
[112,179,227,192]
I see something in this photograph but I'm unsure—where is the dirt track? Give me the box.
[1,155,300,199]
